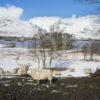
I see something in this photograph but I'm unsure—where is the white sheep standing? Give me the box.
[30,69,53,84]
[18,64,29,75]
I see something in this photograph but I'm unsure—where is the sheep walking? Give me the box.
[18,64,29,75]
[30,69,53,84]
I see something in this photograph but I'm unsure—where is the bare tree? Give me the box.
[81,41,100,61]
[29,26,54,68]
[30,23,73,68]
[90,40,100,61]
[81,43,89,60]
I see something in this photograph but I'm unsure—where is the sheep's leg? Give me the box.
[48,78,52,84]
[47,80,50,84]
[37,80,40,84]
[48,77,52,84]
[50,80,52,85]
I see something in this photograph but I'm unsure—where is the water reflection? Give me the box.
[0,40,35,48]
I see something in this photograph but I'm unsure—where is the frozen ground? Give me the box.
[0,45,100,77]
[0,47,33,71]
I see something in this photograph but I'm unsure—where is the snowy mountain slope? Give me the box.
[0,17,39,38]
[0,14,100,39]
[62,15,100,39]
[29,15,100,39]
[29,17,61,32]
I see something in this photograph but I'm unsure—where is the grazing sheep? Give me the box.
[0,67,4,76]
[30,69,53,84]
[18,64,29,75]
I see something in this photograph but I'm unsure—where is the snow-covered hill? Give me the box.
[62,15,100,39]
[0,17,39,38]
[0,10,100,39]
[29,15,100,39]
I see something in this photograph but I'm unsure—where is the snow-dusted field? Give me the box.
[0,45,100,77]
[0,47,33,71]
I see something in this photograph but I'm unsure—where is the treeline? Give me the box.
[82,40,100,61]
[34,32,74,50]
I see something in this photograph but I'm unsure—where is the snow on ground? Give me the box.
[52,51,100,77]
[58,60,100,77]
[0,46,100,77]
[0,47,31,71]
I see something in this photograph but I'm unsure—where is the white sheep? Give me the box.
[30,69,53,84]
[18,64,29,75]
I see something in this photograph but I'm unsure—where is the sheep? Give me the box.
[18,64,29,75]
[30,69,53,84]
[0,67,4,76]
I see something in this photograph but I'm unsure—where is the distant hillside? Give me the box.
[0,15,100,39]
